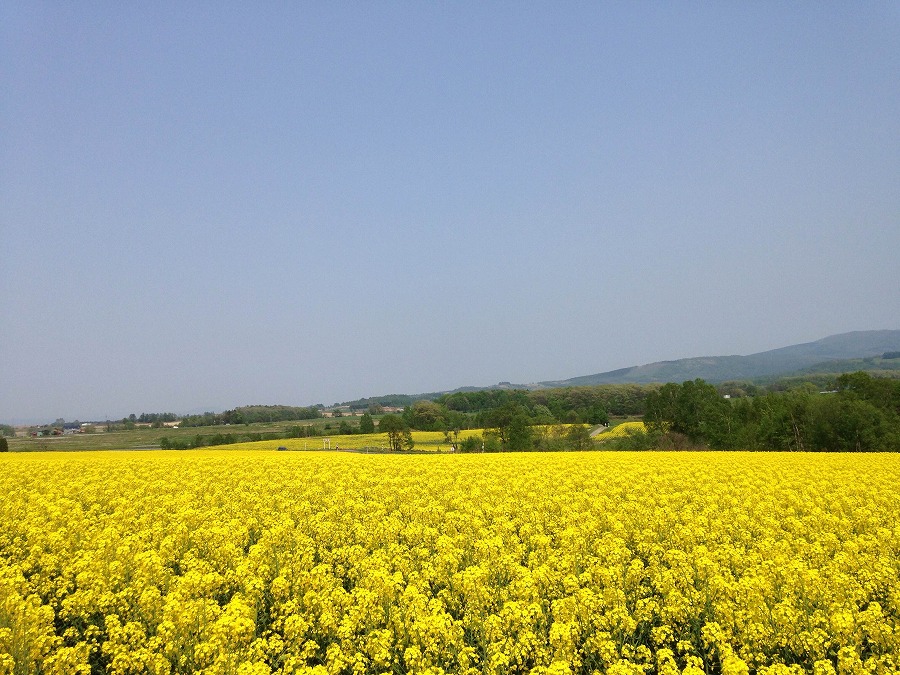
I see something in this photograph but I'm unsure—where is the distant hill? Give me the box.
[539,330,900,387]
[337,330,900,407]
[774,356,900,379]
[536,330,900,387]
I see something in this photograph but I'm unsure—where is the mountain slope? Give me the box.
[546,330,900,386]
[340,330,900,407]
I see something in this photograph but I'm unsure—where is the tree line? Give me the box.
[626,372,900,451]
[101,372,900,452]
[158,423,326,450]
[369,407,594,453]
[436,384,653,420]
[391,385,657,433]
[177,405,323,427]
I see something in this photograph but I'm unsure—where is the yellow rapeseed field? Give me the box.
[1,451,898,675]
[593,423,647,442]
[217,431,484,453]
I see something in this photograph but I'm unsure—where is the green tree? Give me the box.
[530,404,555,425]
[404,400,448,430]
[644,379,728,445]
[566,424,593,450]
[482,402,533,449]
[359,412,375,434]
[506,412,534,451]
[401,428,415,451]
[378,414,410,452]
[753,391,813,451]
[0,437,8,452]
[459,435,482,453]
[807,395,886,452]
[446,410,470,432]
[837,371,900,415]
[644,382,681,435]
[482,432,502,453]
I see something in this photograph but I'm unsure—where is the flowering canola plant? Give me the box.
[1,451,899,674]
[592,423,647,442]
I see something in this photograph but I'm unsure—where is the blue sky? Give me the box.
[2,3,898,423]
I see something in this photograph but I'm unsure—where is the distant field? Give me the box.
[216,429,485,453]
[7,425,584,453]
[6,426,482,453]
[593,421,647,441]
[7,420,340,452]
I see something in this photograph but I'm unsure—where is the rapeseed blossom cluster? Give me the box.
[592,423,647,442]
[1,451,898,674]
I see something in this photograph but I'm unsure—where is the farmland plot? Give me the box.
[1,451,898,674]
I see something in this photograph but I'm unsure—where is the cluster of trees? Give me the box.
[368,406,595,453]
[478,403,537,450]
[118,413,177,430]
[342,394,419,412]
[391,387,652,442]
[397,394,574,433]
[319,414,376,436]
[435,384,655,424]
[400,400,470,432]
[134,412,179,424]
[464,423,595,452]
[159,412,397,449]
[10,371,887,454]
[633,372,900,451]
[159,432,281,449]
[376,414,414,452]
[159,423,330,449]
[352,387,658,453]
[528,385,651,419]
[178,405,322,427]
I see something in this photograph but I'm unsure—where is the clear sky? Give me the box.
[2,3,898,423]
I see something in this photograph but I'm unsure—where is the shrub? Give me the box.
[459,436,482,453]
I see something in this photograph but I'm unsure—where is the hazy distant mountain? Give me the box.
[538,330,900,387]
[339,330,900,407]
